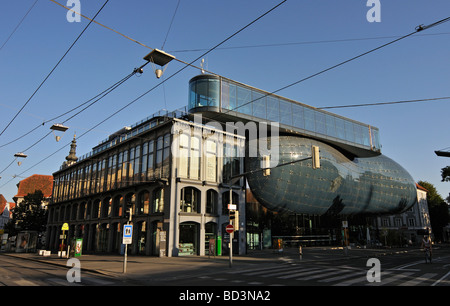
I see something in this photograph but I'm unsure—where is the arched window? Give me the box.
[181,187,200,213]
[112,195,123,217]
[102,197,111,218]
[206,190,218,214]
[138,190,150,214]
[93,199,101,219]
[153,188,164,213]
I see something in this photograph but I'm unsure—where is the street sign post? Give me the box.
[123,225,133,245]
[60,223,69,257]
[123,223,133,273]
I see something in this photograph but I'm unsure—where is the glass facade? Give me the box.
[246,136,417,215]
[188,75,381,154]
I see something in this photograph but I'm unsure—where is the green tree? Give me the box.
[5,190,48,236]
[418,181,450,242]
[441,166,450,182]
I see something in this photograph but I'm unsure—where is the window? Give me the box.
[292,104,304,129]
[129,147,135,182]
[122,150,128,186]
[112,195,123,217]
[408,218,415,227]
[102,197,111,218]
[266,96,279,122]
[279,100,292,126]
[190,136,200,180]
[138,190,150,214]
[147,140,154,179]
[134,145,141,182]
[153,188,164,213]
[179,134,189,178]
[181,187,200,213]
[237,85,252,115]
[206,190,218,214]
[126,193,136,216]
[252,91,266,119]
[141,142,148,180]
[205,139,217,182]
[117,152,123,187]
[156,136,163,167]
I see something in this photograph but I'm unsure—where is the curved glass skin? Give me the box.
[246,136,417,215]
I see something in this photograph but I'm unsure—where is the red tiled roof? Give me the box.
[14,174,53,199]
[0,194,6,206]
[416,183,428,192]
[0,194,6,214]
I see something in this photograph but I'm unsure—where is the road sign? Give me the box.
[61,223,69,231]
[123,224,133,244]
[226,224,234,234]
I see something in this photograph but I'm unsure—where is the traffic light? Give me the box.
[262,155,270,176]
[312,145,320,169]
[229,209,239,231]
[124,200,133,222]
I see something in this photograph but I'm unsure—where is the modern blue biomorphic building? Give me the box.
[188,74,417,216]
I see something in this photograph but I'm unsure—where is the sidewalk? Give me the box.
[0,245,424,283]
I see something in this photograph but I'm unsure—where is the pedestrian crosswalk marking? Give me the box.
[295,269,347,281]
[262,267,321,278]
[243,266,297,276]
[318,270,364,283]
[367,272,413,286]
[400,273,437,286]
[277,267,325,279]
[226,265,282,275]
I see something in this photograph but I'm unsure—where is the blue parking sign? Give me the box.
[123,225,133,244]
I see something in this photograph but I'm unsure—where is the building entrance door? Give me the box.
[179,222,199,256]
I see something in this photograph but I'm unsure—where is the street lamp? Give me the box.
[14,152,27,166]
[50,123,69,142]
[143,49,176,79]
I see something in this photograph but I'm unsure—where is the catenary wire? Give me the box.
[0,0,110,139]
[161,0,181,50]
[317,96,450,110]
[213,16,450,120]
[0,0,40,52]
[0,0,287,186]
[0,71,136,149]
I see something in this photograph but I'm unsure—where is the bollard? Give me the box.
[299,245,303,260]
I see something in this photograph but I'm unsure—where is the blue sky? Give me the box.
[1,0,449,203]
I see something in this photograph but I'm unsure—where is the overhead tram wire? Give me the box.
[207,15,450,122]
[161,0,181,50]
[49,0,224,77]
[0,71,136,149]
[0,0,40,52]
[0,0,287,187]
[0,69,137,177]
[0,0,110,139]
[317,96,450,110]
[168,32,450,53]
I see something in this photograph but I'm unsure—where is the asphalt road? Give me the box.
[1,246,449,287]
